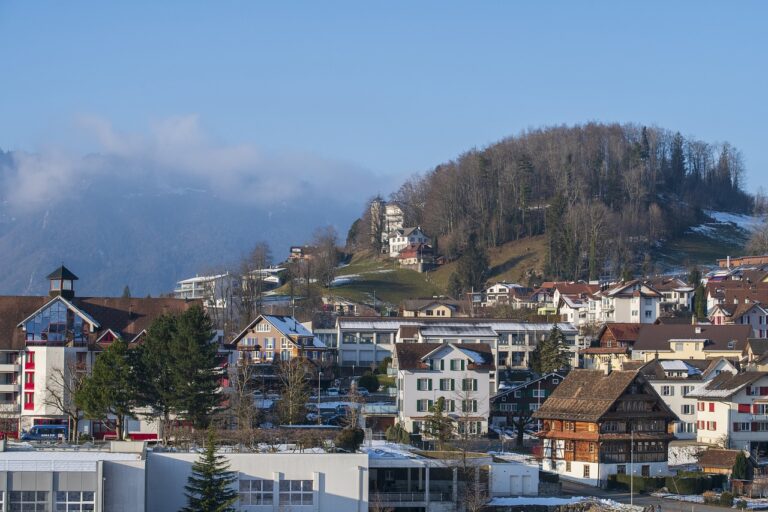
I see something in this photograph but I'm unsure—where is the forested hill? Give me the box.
[355,123,753,281]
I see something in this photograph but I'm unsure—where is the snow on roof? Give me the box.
[458,347,485,363]
[265,315,313,337]
[660,360,689,371]
[420,326,497,337]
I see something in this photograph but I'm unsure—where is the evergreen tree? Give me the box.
[732,451,751,480]
[122,285,131,298]
[457,232,490,292]
[75,339,136,440]
[694,285,707,320]
[530,326,570,373]
[135,313,179,444]
[182,429,238,512]
[170,305,220,428]
[424,397,454,449]
[448,272,464,298]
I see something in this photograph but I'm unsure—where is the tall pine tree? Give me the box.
[530,326,570,374]
[457,232,490,292]
[75,338,136,440]
[182,429,238,512]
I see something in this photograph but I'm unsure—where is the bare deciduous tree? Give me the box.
[43,359,88,442]
[276,359,311,425]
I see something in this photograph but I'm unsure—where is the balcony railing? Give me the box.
[371,492,450,503]
[0,364,19,373]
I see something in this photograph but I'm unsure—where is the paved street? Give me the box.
[561,479,728,512]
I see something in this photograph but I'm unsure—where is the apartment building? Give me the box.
[393,343,494,436]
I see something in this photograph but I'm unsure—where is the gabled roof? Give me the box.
[401,298,458,312]
[598,323,642,344]
[603,280,662,298]
[230,314,317,346]
[697,449,752,470]
[638,359,707,381]
[17,295,101,330]
[394,343,495,371]
[632,324,751,353]
[688,371,768,399]
[648,277,693,293]
[492,372,566,400]
[46,265,79,281]
[745,339,768,357]
[553,282,599,297]
[532,369,676,422]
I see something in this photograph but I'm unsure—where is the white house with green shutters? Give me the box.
[393,342,495,437]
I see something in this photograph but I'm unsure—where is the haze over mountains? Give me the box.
[0,116,392,296]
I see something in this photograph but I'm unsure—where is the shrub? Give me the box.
[357,373,379,393]
[539,471,559,484]
[607,474,664,492]
[719,491,734,507]
[702,491,718,504]
[335,427,365,452]
[385,423,410,444]
[736,500,748,509]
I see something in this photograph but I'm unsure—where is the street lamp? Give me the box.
[630,426,634,507]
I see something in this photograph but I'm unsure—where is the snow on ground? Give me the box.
[488,496,643,510]
[652,493,704,504]
[706,210,766,232]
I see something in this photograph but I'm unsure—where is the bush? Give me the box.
[719,491,734,507]
[385,423,410,444]
[737,500,748,509]
[703,491,718,504]
[607,474,665,492]
[377,357,391,375]
[334,427,365,452]
[539,471,559,484]
[357,373,379,393]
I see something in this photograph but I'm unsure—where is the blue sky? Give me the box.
[1,1,767,193]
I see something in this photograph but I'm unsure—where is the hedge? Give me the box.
[539,471,559,484]
[607,474,665,492]
[608,473,725,494]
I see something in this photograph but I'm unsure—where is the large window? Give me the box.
[279,480,313,506]
[239,478,274,506]
[10,491,48,511]
[55,491,95,511]
[25,301,86,343]
[416,378,432,391]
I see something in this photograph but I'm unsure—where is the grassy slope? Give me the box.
[654,223,749,272]
[325,236,548,306]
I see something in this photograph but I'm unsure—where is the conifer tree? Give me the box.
[530,326,570,374]
[182,429,238,512]
[457,232,489,292]
[424,397,454,449]
[75,339,136,440]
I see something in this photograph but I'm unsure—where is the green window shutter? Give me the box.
[473,379,478,392]
[440,359,445,370]
[473,400,478,413]
[451,379,455,391]
[428,379,432,391]
[428,400,434,409]
[461,360,465,371]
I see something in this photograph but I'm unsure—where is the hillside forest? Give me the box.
[349,123,752,281]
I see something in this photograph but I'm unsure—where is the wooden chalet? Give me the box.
[532,368,678,486]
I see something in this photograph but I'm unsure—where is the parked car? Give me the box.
[326,387,340,397]
[21,424,67,441]
[356,388,370,397]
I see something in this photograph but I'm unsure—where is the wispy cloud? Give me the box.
[1,115,392,212]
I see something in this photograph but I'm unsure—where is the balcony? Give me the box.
[0,364,19,373]
[0,384,16,393]
[371,492,451,504]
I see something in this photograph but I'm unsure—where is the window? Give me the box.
[552,378,560,384]
[583,465,590,478]
[23,392,34,410]
[697,402,704,411]
[462,399,478,413]
[529,403,540,412]
[681,385,694,396]
[641,465,650,477]
[281,338,289,349]
[565,461,571,472]
[10,491,48,511]
[445,399,456,413]
[462,378,478,392]
[513,390,521,398]
[681,404,694,415]
[675,342,684,352]
[416,378,432,391]
[709,402,715,412]
[239,478,274,506]
[645,311,652,318]
[439,378,455,391]
[256,323,270,332]
[450,359,465,371]
[416,399,433,412]
[738,403,751,414]
[532,389,545,398]
[56,490,96,511]
[734,422,751,432]
[661,386,674,396]
[617,465,626,475]
[265,338,274,349]
[279,479,313,505]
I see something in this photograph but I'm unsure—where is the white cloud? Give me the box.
[1,115,392,212]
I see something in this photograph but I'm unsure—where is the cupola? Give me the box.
[46,265,78,299]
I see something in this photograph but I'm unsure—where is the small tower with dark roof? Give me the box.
[47,265,78,299]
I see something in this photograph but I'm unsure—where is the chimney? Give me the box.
[695,326,702,334]
[727,256,731,269]
[604,362,612,376]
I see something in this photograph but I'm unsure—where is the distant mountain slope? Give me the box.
[0,148,375,296]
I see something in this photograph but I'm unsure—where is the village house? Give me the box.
[388,227,431,258]
[0,266,199,439]
[637,359,731,439]
[580,323,642,371]
[393,343,494,436]
[490,372,566,430]
[688,371,768,458]
[227,314,328,365]
[398,243,435,272]
[400,298,462,318]
[630,324,751,362]
[533,368,678,486]
[709,300,768,338]
[595,280,663,324]
[647,277,695,315]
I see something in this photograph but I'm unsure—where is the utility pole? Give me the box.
[630,427,634,507]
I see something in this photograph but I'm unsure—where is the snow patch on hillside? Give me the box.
[705,210,766,232]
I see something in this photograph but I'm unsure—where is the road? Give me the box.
[561,479,728,512]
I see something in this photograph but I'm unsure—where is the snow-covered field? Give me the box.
[487,496,643,510]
